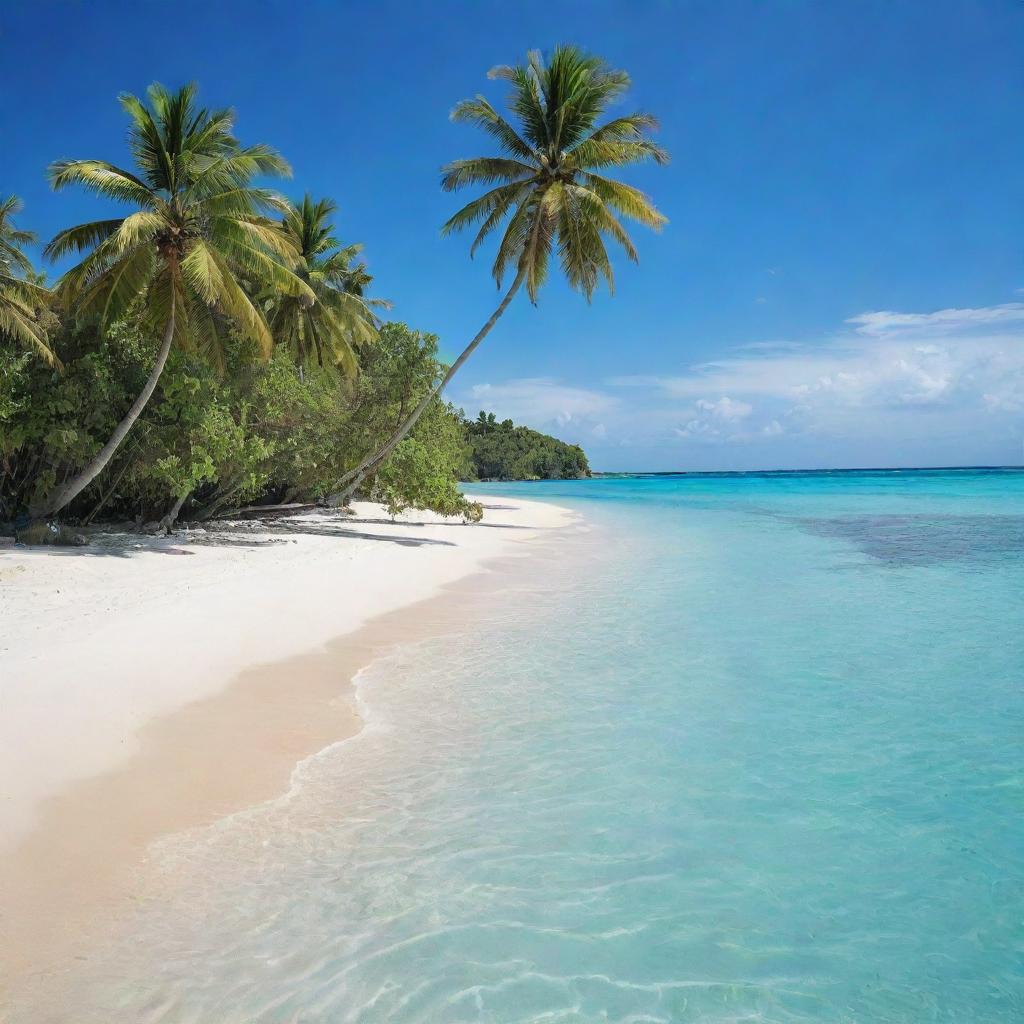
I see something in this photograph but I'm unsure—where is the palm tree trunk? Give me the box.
[35,296,176,519]
[327,267,526,506]
[82,451,137,525]
[156,488,190,533]
[193,477,247,521]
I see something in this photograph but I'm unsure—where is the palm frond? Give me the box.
[491,193,540,290]
[0,196,36,265]
[555,183,614,298]
[448,46,667,301]
[580,173,667,229]
[187,145,291,198]
[441,181,533,238]
[44,218,126,261]
[441,157,537,191]
[522,185,560,300]
[50,81,310,372]
[180,239,226,305]
[489,57,550,151]
[76,245,156,324]
[262,193,385,376]
[468,183,534,257]
[206,247,273,356]
[212,214,302,263]
[569,138,669,170]
[449,98,536,160]
[569,184,638,262]
[203,186,291,217]
[49,160,157,208]
[0,283,61,367]
[185,290,228,375]
[122,85,185,190]
[0,238,33,276]
[108,211,165,257]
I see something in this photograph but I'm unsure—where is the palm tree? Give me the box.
[0,196,58,366]
[328,44,667,504]
[36,82,312,518]
[268,194,388,376]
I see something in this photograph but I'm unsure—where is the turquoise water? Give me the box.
[40,471,1024,1021]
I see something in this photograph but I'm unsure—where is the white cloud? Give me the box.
[674,420,711,439]
[696,396,753,420]
[460,378,617,433]
[674,397,756,442]
[461,302,1024,467]
[846,303,1024,337]
[608,317,1024,419]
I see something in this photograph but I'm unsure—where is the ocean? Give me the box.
[37,470,1024,1022]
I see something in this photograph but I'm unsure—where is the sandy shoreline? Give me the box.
[0,496,573,997]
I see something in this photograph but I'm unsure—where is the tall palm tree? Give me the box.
[268,194,388,376]
[0,196,58,366]
[36,82,312,518]
[329,44,667,504]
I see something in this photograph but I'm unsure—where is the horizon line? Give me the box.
[585,464,1024,477]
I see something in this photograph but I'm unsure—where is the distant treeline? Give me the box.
[463,412,590,481]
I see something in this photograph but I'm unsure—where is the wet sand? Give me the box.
[0,497,575,1008]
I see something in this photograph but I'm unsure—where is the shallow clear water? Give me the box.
[44,471,1024,1021]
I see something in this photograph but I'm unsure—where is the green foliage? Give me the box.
[267,194,388,374]
[48,82,307,368]
[0,196,57,366]
[340,322,448,472]
[464,410,590,481]
[0,317,495,524]
[340,322,481,518]
[31,82,323,517]
[374,399,480,519]
[0,321,150,516]
[442,44,668,301]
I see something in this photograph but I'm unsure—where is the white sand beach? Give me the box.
[0,495,572,990]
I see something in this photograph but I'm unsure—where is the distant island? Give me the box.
[462,411,591,482]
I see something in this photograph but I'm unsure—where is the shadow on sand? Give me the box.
[6,515,463,558]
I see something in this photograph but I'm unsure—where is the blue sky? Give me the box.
[3,0,1024,470]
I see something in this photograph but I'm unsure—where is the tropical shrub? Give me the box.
[0,318,490,526]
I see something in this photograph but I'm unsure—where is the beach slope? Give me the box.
[0,496,570,847]
[0,496,572,992]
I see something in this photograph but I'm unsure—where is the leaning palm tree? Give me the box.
[36,82,312,518]
[268,194,388,376]
[329,44,667,503]
[0,196,58,366]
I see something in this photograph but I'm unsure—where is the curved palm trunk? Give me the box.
[156,488,190,533]
[36,297,176,519]
[327,268,526,506]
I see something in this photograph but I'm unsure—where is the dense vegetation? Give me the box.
[1,318,480,526]
[0,47,664,537]
[464,412,589,481]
